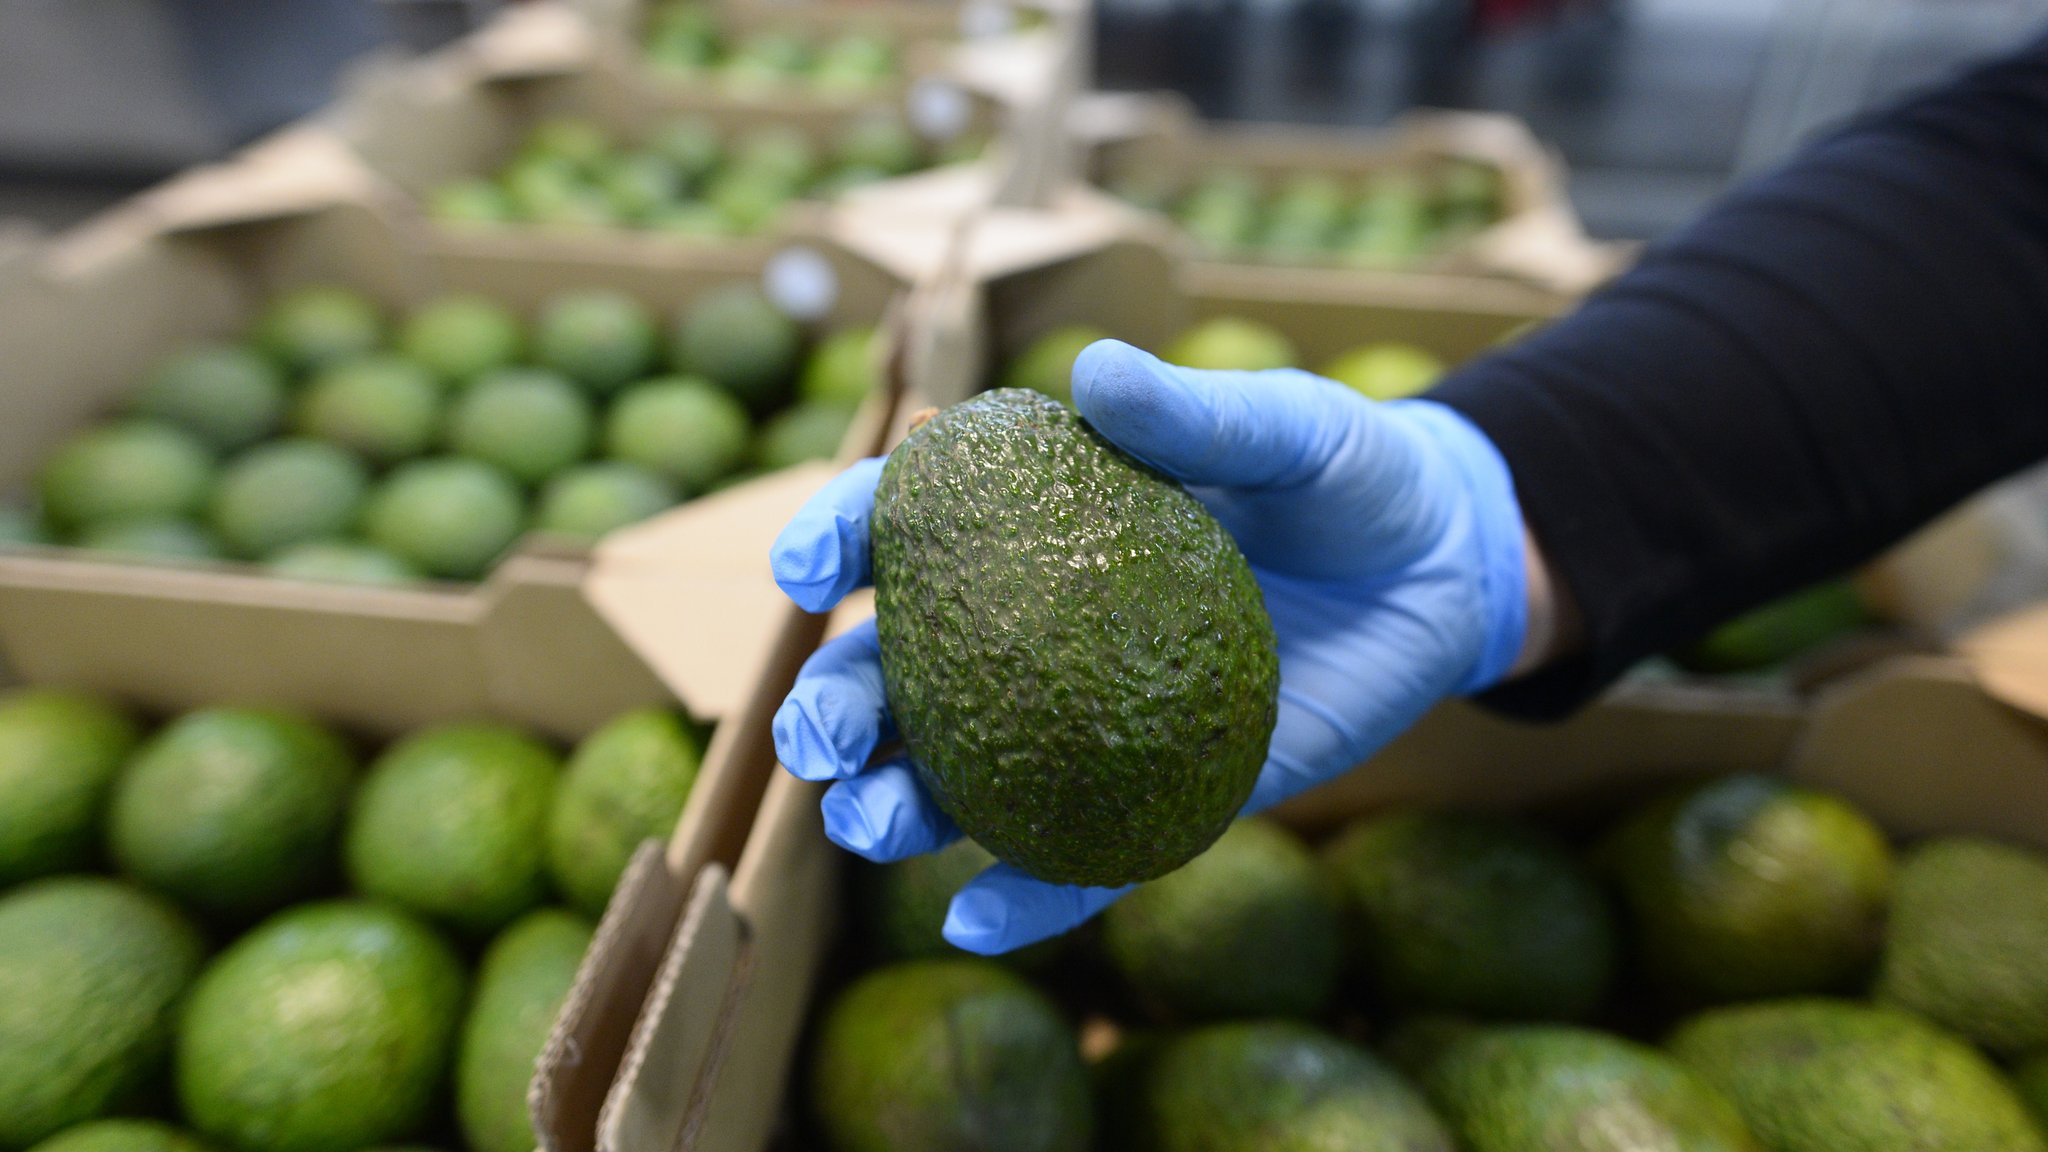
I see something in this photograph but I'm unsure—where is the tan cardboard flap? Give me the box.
[829,181,1152,288]
[458,1,598,80]
[1960,604,2048,718]
[139,129,386,235]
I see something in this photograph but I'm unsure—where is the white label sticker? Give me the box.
[907,79,973,142]
[764,246,839,321]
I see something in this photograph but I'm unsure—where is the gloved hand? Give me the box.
[768,339,1532,955]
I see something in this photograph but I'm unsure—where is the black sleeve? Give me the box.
[1430,32,2048,717]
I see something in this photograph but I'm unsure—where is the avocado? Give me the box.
[811,32,896,94]
[109,707,356,920]
[1320,810,1617,1020]
[871,389,1278,887]
[500,157,605,227]
[345,722,560,934]
[1599,774,1892,1004]
[360,458,526,580]
[176,901,466,1152]
[755,401,855,469]
[39,422,215,534]
[604,376,751,494]
[532,463,677,542]
[646,116,723,183]
[294,356,443,466]
[26,1120,212,1152]
[547,708,701,917]
[647,16,719,77]
[833,113,920,176]
[1115,1021,1452,1152]
[0,878,207,1148]
[809,959,1091,1152]
[255,287,384,375]
[1673,581,1869,674]
[1258,174,1348,258]
[1103,818,1341,1022]
[131,344,288,452]
[429,181,512,226]
[75,519,222,564]
[2016,1053,2048,1129]
[730,125,817,187]
[1435,160,1505,234]
[598,152,685,223]
[0,689,138,885]
[264,540,419,586]
[1161,318,1298,372]
[671,286,802,411]
[1174,173,1261,252]
[705,167,798,235]
[800,327,880,409]
[519,117,612,174]
[1668,998,2046,1152]
[1000,325,1109,407]
[1342,174,1435,268]
[446,369,595,486]
[1415,1026,1757,1152]
[1875,837,2048,1053]
[208,440,370,560]
[721,32,812,92]
[533,290,659,397]
[456,909,594,1152]
[646,201,736,239]
[398,296,522,386]
[1320,343,1446,401]
[854,838,1061,969]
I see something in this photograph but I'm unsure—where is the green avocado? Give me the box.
[1320,343,1446,401]
[1342,173,1435,269]
[26,1120,212,1152]
[294,356,442,466]
[1875,837,2048,1053]
[445,368,594,486]
[1000,325,1109,407]
[397,296,522,386]
[254,287,384,375]
[833,113,920,176]
[345,722,559,935]
[1673,580,1869,673]
[109,707,356,921]
[811,33,896,94]
[871,389,1278,887]
[209,439,370,560]
[456,909,594,1152]
[729,125,816,186]
[2015,1053,2048,1129]
[598,152,685,224]
[0,689,138,885]
[1667,998,2046,1152]
[800,327,880,409]
[1102,817,1341,1022]
[39,422,215,534]
[532,463,677,542]
[176,901,466,1152]
[0,878,207,1148]
[131,344,288,452]
[75,518,221,564]
[1161,318,1298,372]
[547,708,701,917]
[670,286,801,412]
[1320,810,1617,1020]
[853,838,1061,969]
[755,401,854,469]
[809,959,1091,1152]
[360,458,526,581]
[519,117,611,175]
[264,540,419,586]
[532,290,659,397]
[429,181,512,226]
[605,376,751,494]
[1599,774,1893,1004]
[1415,1026,1758,1152]
[646,116,723,183]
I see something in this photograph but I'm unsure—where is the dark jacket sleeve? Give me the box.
[1430,33,2048,717]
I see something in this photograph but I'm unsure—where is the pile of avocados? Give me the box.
[431,113,977,236]
[0,688,705,1152]
[12,283,875,583]
[642,3,903,97]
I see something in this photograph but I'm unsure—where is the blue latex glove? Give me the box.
[769,340,1531,955]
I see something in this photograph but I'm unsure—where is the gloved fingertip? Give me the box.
[770,695,839,782]
[941,886,1012,955]
[820,785,885,857]
[769,531,850,614]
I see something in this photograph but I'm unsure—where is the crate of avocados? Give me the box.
[0,162,908,736]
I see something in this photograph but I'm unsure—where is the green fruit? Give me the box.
[176,901,465,1152]
[500,157,598,225]
[800,326,880,408]
[646,15,719,77]
[1259,175,1348,257]
[0,689,138,885]
[1435,160,1504,233]
[533,290,658,396]
[1416,1026,1757,1152]
[519,117,611,174]
[1321,810,1616,1020]
[209,440,369,559]
[1343,174,1435,268]
[1162,317,1298,371]
[1668,998,2046,1152]
[26,1120,212,1152]
[76,518,221,564]
[456,909,594,1152]
[1175,174,1261,252]
[2015,1053,2048,1129]
[255,286,384,375]
[131,344,288,451]
[854,839,1061,969]
[109,707,356,920]
[1103,818,1341,1022]
[39,422,215,533]
[730,125,816,187]
[1116,1021,1451,1152]
[1875,837,2048,1053]
[264,540,418,585]
[755,402,854,469]
[295,356,442,465]
[430,181,512,225]
[809,959,1091,1152]
[671,286,801,411]
[645,201,736,239]
[1674,580,1869,673]
[1321,343,1446,401]
[1600,774,1892,1003]
[605,377,750,494]
[1001,325,1109,406]
[646,116,722,182]
[532,463,677,542]
[598,153,685,223]
[547,708,701,917]
[705,168,796,235]
[360,458,525,580]
[445,369,594,486]
[397,296,522,385]
[834,114,920,176]
[872,389,1278,887]
[811,33,896,94]
[345,722,560,934]
[0,878,207,1148]
[814,166,890,198]
[721,33,811,91]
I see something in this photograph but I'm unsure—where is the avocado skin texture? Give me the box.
[1103,817,1341,1022]
[871,389,1279,887]
[1416,1026,1758,1152]
[177,901,466,1152]
[2015,1053,2048,1130]
[0,878,207,1148]
[456,909,595,1152]
[26,1119,212,1152]
[809,958,1091,1152]
[546,708,700,918]
[854,838,1062,970]
[1875,837,2048,1053]
[1667,998,2047,1152]
[1113,1021,1452,1152]
[1599,774,1892,1004]
[1321,810,1616,1020]
[0,689,139,886]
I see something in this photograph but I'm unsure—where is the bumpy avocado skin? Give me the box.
[870,389,1279,887]
[1874,837,2048,1053]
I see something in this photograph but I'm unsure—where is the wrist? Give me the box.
[1511,526,1581,677]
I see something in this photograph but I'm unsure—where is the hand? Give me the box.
[768,340,1536,954]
